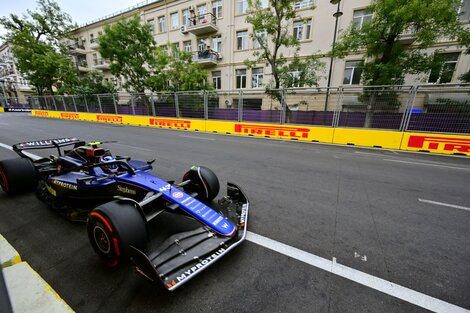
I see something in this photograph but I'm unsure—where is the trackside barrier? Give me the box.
[31,110,470,156]
[0,107,4,113]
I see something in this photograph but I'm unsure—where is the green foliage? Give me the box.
[245,0,323,93]
[145,47,211,92]
[74,71,115,96]
[460,71,470,83]
[333,0,470,86]
[98,15,155,93]
[0,0,77,95]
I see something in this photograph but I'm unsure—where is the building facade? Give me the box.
[0,43,35,105]
[49,0,470,92]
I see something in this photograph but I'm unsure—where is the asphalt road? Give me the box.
[0,113,469,313]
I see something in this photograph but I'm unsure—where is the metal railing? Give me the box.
[26,84,470,134]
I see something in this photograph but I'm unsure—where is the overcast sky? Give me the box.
[0,0,143,37]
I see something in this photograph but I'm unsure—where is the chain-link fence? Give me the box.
[28,84,470,134]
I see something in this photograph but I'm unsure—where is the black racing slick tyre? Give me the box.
[182,166,219,203]
[0,158,38,195]
[87,200,147,267]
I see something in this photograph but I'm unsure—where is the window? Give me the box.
[293,21,303,40]
[158,16,166,32]
[198,4,207,18]
[212,0,223,18]
[171,43,180,57]
[428,53,460,84]
[293,19,312,40]
[237,30,248,50]
[183,40,192,52]
[92,53,98,66]
[343,61,363,85]
[252,68,264,88]
[237,0,248,14]
[260,0,269,8]
[236,69,247,88]
[90,33,95,43]
[147,19,155,33]
[198,39,208,51]
[212,71,221,89]
[160,45,168,55]
[353,10,373,30]
[170,13,179,30]
[459,0,470,20]
[253,29,267,49]
[295,0,313,10]
[182,9,190,26]
[212,35,222,52]
[289,69,302,87]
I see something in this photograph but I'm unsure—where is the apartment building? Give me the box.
[64,0,470,91]
[0,43,35,105]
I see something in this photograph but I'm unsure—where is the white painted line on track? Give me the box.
[383,159,470,171]
[418,199,470,212]
[0,142,13,150]
[179,135,215,141]
[246,231,470,313]
[1,141,468,312]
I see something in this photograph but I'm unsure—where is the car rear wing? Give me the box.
[12,138,85,159]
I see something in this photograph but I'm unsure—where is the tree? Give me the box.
[145,47,211,92]
[74,70,116,96]
[245,0,324,95]
[98,16,155,94]
[0,0,77,95]
[333,0,470,86]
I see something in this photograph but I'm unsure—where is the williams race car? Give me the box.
[0,137,249,290]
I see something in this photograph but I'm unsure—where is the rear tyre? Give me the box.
[182,166,219,203]
[0,158,38,194]
[87,200,147,267]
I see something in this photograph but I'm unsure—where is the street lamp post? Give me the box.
[324,0,343,112]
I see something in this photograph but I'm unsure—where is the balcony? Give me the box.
[398,27,417,45]
[68,43,87,54]
[90,39,99,50]
[93,58,110,70]
[75,60,91,72]
[187,13,218,36]
[192,50,221,67]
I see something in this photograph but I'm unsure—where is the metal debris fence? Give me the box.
[24,84,470,134]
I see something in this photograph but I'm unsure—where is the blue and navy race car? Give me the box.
[0,138,249,290]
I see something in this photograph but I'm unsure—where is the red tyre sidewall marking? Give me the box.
[89,212,120,257]
[0,167,9,193]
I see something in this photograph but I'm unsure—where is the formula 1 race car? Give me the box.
[0,138,249,290]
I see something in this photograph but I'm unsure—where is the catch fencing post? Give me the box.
[97,95,103,113]
[51,96,58,111]
[203,90,208,120]
[61,95,67,111]
[112,93,118,114]
[72,96,78,112]
[131,95,136,115]
[84,96,89,112]
[238,90,243,122]
[150,93,156,116]
[175,92,180,118]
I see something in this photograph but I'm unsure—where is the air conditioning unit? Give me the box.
[181,25,188,33]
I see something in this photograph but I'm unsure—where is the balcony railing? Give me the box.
[187,13,218,35]
[192,50,221,67]
[68,43,87,54]
[93,58,110,69]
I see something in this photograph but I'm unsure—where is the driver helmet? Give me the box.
[101,155,118,173]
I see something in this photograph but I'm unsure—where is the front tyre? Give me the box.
[0,158,38,194]
[87,200,147,267]
[182,166,219,203]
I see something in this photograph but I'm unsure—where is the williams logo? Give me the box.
[118,185,137,195]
